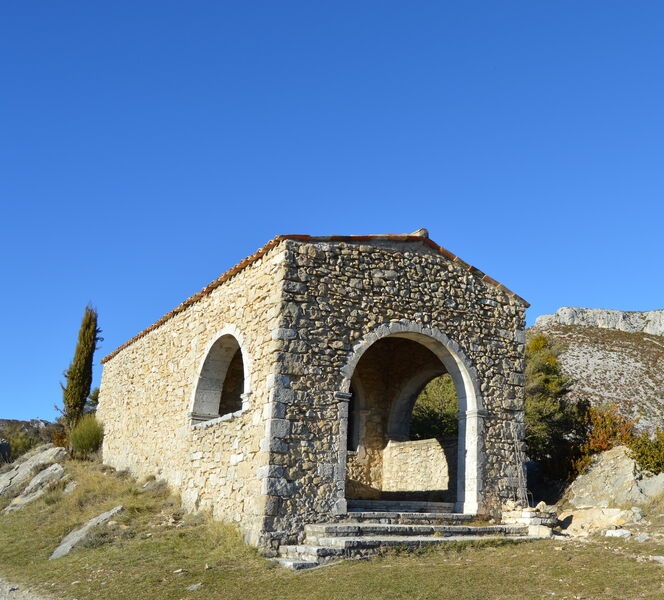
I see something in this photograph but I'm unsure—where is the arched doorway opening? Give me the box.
[338,324,483,514]
[191,332,248,423]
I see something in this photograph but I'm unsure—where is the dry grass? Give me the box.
[643,490,664,523]
[1,460,663,599]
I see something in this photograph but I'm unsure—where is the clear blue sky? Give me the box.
[1,2,662,421]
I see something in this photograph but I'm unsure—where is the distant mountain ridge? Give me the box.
[535,307,664,336]
[0,419,54,442]
[532,307,664,432]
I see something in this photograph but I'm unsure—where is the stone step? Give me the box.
[278,534,536,567]
[280,544,346,564]
[319,534,536,552]
[271,557,321,570]
[336,511,475,525]
[347,499,455,513]
[304,523,528,544]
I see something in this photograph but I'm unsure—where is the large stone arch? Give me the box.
[189,325,253,425]
[336,320,484,514]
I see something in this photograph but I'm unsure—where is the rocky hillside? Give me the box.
[0,420,55,442]
[532,308,664,431]
[535,307,664,336]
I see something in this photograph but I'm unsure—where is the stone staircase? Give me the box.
[275,501,535,569]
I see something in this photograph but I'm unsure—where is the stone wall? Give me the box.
[98,233,528,551]
[382,439,450,492]
[264,238,527,542]
[97,243,287,546]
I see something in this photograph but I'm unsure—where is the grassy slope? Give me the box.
[0,460,663,600]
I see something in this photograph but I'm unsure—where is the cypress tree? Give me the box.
[62,306,102,431]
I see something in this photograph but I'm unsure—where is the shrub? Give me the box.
[0,424,41,462]
[51,424,68,449]
[629,429,664,475]
[583,404,634,454]
[524,333,589,482]
[69,414,104,459]
[572,404,635,474]
[410,373,459,440]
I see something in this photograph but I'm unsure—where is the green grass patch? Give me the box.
[1,460,664,599]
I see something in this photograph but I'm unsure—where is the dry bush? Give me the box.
[69,414,104,459]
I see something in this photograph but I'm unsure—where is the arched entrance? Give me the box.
[336,322,484,514]
[190,326,252,424]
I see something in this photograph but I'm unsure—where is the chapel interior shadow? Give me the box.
[345,336,460,505]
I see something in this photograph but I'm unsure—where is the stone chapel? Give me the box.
[97,230,529,552]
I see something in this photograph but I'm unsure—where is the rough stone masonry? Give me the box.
[97,230,529,551]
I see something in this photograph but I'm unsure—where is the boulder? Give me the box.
[0,445,66,497]
[563,446,664,509]
[50,505,123,559]
[558,446,664,536]
[605,528,632,538]
[3,463,66,513]
[558,507,634,536]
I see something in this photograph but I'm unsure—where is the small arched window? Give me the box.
[191,334,246,423]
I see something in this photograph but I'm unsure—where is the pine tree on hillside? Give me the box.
[61,306,102,431]
[524,332,589,482]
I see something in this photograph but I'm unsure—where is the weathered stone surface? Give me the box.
[97,234,528,550]
[3,463,65,513]
[605,528,632,538]
[558,507,633,536]
[50,505,123,559]
[23,463,65,496]
[535,307,664,336]
[563,446,664,509]
[382,439,450,492]
[558,446,664,537]
[0,445,66,497]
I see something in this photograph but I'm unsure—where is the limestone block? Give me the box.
[272,328,298,340]
[271,419,291,439]
[257,465,286,479]
[50,505,124,559]
[262,477,295,497]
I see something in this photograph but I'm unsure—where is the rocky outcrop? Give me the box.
[535,307,664,336]
[0,445,66,497]
[563,446,664,509]
[558,446,664,536]
[50,505,124,559]
[3,463,66,513]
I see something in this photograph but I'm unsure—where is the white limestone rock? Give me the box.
[563,446,664,509]
[559,446,664,536]
[3,463,65,513]
[50,505,123,559]
[0,445,66,497]
[535,307,664,336]
[605,528,632,538]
